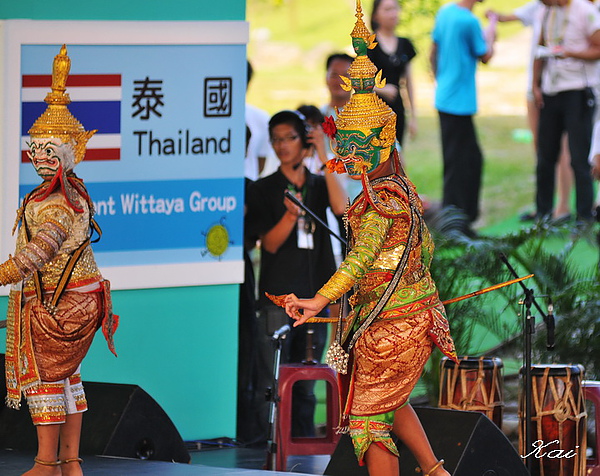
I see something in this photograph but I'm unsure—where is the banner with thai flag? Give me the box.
[11,41,246,290]
[21,73,121,163]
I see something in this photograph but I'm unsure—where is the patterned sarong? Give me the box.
[5,289,102,409]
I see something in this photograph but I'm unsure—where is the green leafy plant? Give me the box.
[419,208,600,403]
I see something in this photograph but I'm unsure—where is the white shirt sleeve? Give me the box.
[514,1,541,27]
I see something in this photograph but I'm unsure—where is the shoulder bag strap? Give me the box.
[47,217,102,312]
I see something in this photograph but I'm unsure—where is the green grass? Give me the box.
[404,115,535,229]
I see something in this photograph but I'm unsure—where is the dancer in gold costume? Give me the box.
[283,3,456,475]
[0,45,118,476]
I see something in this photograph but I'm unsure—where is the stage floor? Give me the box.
[1,447,330,476]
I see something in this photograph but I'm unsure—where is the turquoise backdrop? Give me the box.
[0,0,246,441]
[0,1,245,21]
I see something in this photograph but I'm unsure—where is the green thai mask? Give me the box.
[352,37,369,57]
[335,128,386,177]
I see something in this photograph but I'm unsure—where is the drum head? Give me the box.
[442,356,503,370]
[522,364,584,377]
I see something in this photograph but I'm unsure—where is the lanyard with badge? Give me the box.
[287,183,316,249]
[540,2,594,94]
[539,3,571,84]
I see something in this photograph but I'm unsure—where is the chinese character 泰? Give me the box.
[132,77,165,120]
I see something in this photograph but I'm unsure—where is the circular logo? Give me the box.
[205,223,230,258]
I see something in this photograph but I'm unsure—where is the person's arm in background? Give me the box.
[480,13,496,64]
[531,54,545,109]
[405,62,418,140]
[260,193,302,254]
[589,120,600,180]
[429,42,438,77]
[557,29,600,61]
[487,0,540,26]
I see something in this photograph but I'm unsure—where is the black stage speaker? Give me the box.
[0,354,190,463]
[325,407,529,476]
[80,382,190,463]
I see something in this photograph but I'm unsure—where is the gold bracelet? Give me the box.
[318,272,354,302]
[0,259,22,285]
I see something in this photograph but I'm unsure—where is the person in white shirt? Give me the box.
[489,1,575,222]
[532,0,600,223]
[245,61,275,181]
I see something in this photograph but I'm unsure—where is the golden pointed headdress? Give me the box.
[351,0,372,42]
[28,45,96,164]
[335,1,396,163]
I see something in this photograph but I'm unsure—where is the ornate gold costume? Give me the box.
[317,2,457,463]
[320,175,456,406]
[14,194,102,295]
[319,174,456,463]
[1,45,117,422]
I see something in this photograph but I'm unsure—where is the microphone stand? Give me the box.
[265,326,289,470]
[499,253,550,475]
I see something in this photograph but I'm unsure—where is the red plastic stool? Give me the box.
[585,381,600,476]
[276,363,341,471]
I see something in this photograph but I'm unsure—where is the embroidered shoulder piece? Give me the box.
[36,202,76,235]
[350,175,418,218]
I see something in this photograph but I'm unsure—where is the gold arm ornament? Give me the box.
[266,274,535,324]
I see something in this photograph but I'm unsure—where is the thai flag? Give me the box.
[21,74,121,162]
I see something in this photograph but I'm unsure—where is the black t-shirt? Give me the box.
[246,168,337,308]
[367,36,417,114]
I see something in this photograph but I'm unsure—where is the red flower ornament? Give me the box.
[322,115,337,139]
[325,158,346,174]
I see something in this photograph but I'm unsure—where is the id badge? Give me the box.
[297,216,314,249]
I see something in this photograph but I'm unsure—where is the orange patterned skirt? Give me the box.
[345,310,435,417]
[28,291,102,382]
[5,288,103,408]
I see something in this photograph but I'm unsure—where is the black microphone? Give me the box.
[272,324,291,341]
[546,299,555,350]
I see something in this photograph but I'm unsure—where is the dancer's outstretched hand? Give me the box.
[284,293,329,327]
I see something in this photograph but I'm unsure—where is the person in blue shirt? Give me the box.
[430,0,495,232]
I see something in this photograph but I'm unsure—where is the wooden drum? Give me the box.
[439,356,504,428]
[519,364,588,476]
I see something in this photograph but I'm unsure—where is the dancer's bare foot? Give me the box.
[423,459,450,476]
[21,459,61,476]
[432,469,451,476]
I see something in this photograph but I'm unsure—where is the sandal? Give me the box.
[422,459,445,476]
[33,457,61,466]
